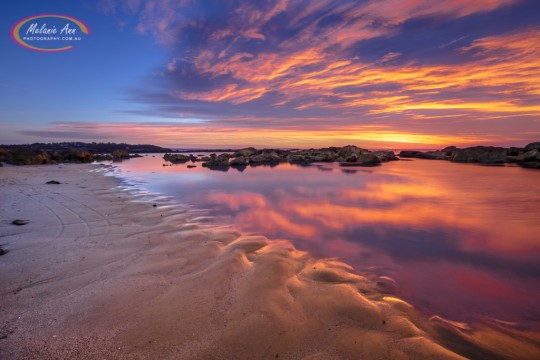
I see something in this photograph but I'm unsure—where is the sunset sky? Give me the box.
[1,0,539,149]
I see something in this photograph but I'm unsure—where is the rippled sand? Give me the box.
[0,164,539,359]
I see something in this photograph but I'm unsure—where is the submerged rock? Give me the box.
[46,180,61,184]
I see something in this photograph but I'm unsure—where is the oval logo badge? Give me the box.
[11,14,90,52]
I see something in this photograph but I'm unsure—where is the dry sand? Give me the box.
[1,164,539,359]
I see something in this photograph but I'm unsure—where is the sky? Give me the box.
[1,0,539,149]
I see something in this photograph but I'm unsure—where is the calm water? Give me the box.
[110,155,540,329]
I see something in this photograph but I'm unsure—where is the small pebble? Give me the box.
[12,219,29,226]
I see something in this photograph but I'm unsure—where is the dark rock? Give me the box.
[187,164,197,168]
[58,149,93,163]
[12,219,29,226]
[230,156,248,166]
[516,149,540,162]
[398,150,424,158]
[164,153,190,163]
[345,153,359,162]
[4,148,54,165]
[423,151,445,160]
[0,246,6,256]
[46,180,61,184]
[234,147,257,158]
[202,156,230,167]
[372,151,398,162]
[524,142,540,151]
[189,154,197,162]
[441,146,458,152]
[287,154,306,162]
[249,155,266,163]
[450,146,508,164]
[337,145,366,160]
[111,149,130,160]
[358,152,382,166]
[260,150,283,162]
[507,147,523,157]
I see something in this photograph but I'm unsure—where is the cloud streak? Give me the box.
[99,0,539,147]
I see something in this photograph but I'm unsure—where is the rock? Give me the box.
[516,149,540,162]
[345,153,359,162]
[450,146,507,164]
[357,152,382,166]
[202,157,230,167]
[260,150,282,162]
[524,142,540,151]
[230,156,248,166]
[5,148,54,165]
[337,145,366,160]
[398,150,424,158]
[46,180,61,184]
[187,165,197,168]
[372,151,398,162]
[234,147,257,158]
[59,149,94,163]
[249,155,266,163]
[441,146,458,152]
[164,153,190,163]
[423,151,445,160]
[12,219,29,226]
[287,154,306,162]
[0,246,6,256]
[189,154,197,162]
[507,147,523,157]
[111,149,130,160]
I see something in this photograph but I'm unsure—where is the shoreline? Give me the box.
[1,163,539,359]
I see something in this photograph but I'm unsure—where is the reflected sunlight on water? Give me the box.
[111,155,540,329]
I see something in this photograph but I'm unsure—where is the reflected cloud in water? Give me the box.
[114,156,540,328]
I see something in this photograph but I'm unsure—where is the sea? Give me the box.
[104,153,540,330]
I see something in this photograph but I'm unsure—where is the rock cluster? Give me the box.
[0,148,94,165]
[0,142,166,166]
[164,145,399,169]
[398,142,540,169]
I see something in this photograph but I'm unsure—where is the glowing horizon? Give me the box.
[1,0,539,148]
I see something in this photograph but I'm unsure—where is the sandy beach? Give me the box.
[1,164,539,359]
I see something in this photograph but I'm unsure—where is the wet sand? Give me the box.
[1,164,539,359]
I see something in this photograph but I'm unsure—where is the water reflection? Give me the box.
[113,155,540,329]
